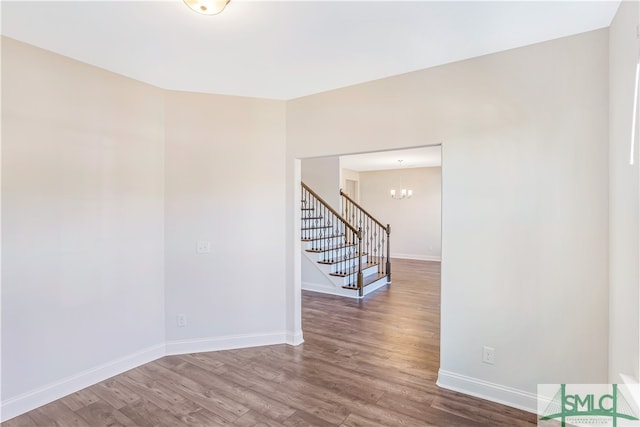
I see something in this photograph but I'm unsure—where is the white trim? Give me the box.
[302,281,361,298]
[301,280,336,292]
[165,331,287,356]
[436,369,538,414]
[362,277,390,296]
[2,331,296,422]
[391,253,441,262]
[286,330,304,346]
[1,343,165,422]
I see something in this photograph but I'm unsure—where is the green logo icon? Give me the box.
[540,384,638,427]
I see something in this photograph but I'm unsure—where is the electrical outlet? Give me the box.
[177,314,187,327]
[482,346,495,364]
[197,241,211,254]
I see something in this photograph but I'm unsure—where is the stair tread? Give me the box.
[301,225,333,231]
[342,273,388,290]
[330,262,378,277]
[317,253,367,265]
[305,243,357,253]
[301,233,345,242]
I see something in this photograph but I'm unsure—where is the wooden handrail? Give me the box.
[340,189,388,231]
[340,188,391,283]
[301,181,390,295]
[302,182,360,237]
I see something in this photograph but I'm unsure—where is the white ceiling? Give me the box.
[1,0,620,100]
[341,146,441,171]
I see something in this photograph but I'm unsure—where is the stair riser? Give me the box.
[362,276,390,296]
[302,227,356,239]
[301,227,340,239]
[303,236,345,250]
[315,248,359,263]
[333,265,380,286]
[300,218,325,228]
[328,254,368,273]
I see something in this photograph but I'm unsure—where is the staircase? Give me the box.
[301,182,391,298]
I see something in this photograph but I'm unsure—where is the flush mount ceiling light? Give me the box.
[183,0,230,15]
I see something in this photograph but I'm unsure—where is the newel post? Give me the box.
[386,224,391,282]
[357,227,364,297]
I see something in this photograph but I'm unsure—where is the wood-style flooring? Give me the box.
[3,259,537,426]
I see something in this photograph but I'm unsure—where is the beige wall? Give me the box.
[340,167,360,202]
[163,90,288,344]
[359,167,441,260]
[287,29,610,409]
[2,37,166,404]
[608,0,639,383]
[301,156,340,209]
[1,37,290,420]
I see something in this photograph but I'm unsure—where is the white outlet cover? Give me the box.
[482,346,495,364]
[177,314,187,327]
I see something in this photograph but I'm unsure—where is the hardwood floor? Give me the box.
[3,259,537,426]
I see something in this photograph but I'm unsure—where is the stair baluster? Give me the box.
[340,189,391,283]
[301,182,362,291]
[301,182,390,296]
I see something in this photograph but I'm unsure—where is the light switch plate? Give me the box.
[197,240,211,254]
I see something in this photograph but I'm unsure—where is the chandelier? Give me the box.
[390,160,413,199]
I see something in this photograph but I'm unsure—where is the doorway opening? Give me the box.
[295,145,443,388]
[296,144,442,332]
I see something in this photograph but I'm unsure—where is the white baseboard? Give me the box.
[2,331,295,422]
[165,331,287,356]
[362,277,389,296]
[301,280,334,292]
[286,330,304,346]
[1,343,165,423]
[302,281,361,298]
[391,253,441,262]
[437,369,538,414]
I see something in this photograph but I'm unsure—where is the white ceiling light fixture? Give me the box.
[183,0,230,16]
[390,160,413,200]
